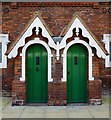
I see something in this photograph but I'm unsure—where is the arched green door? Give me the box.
[26,44,48,103]
[67,44,88,103]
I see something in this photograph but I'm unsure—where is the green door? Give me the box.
[26,44,48,103]
[67,44,88,103]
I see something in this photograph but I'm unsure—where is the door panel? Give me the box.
[67,44,87,103]
[26,44,48,103]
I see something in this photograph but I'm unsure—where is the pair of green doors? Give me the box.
[26,44,87,103]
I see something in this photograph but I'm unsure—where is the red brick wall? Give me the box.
[2,52,22,93]
[2,59,14,91]
[2,3,109,81]
[48,82,66,106]
[100,67,111,92]
[53,61,63,83]
[14,56,22,77]
[2,2,110,42]
[92,56,101,78]
[89,80,102,105]
[12,79,102,105]
[2,2,110,90]
[89,80,102,99]
[2,2,110,105]
[12,79,26,105]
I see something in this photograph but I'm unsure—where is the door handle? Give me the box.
[36,67,39,71]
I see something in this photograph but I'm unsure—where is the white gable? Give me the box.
[59,16,106,59]
[8,16,56,59]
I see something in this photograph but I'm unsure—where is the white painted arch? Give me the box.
[20,38,53,82]
[62,38,94,82]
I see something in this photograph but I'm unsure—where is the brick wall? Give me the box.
[2,59,14,92]
[89,80,102,105]
[2,2,110,88]
[2,3,109,82]
[89,80,102,99]
[92,56,101,78]
[2,2,110,41]
[2,2,110,105]
[12,79,26,105]
[53,61,63,83]
[14,56,22,77]
[48,82,66,106]
[12,79,102,105]
[100,67,111,94]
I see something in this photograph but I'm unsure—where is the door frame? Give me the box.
[20,38,53,82]
[62,39,94,82]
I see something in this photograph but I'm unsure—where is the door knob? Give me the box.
[36,67,39,71]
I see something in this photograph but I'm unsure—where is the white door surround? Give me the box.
[62,38,94,82]
[20,38,53,82]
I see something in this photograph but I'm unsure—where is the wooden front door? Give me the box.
[26,44,48,103]
[67,44,88,103]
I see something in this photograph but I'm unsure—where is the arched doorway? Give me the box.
[67,43,88,103]
[26,44,48,103]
